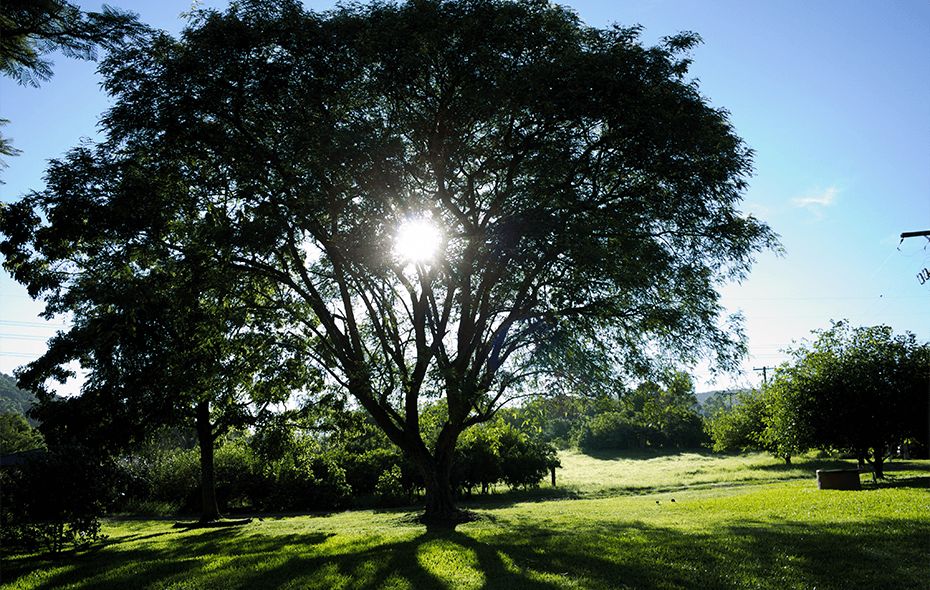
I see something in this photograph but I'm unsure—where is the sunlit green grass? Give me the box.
[552,449,862,496]
[3,455,927,590]
[461,449,888,503]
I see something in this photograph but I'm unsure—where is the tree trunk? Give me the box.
[196,401,222,523]
[406,434,477,527]
[871,445,885,479]
[417,443,459,519]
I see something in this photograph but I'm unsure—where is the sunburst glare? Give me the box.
[395,217,442,264]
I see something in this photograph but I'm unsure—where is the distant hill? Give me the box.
[697,389,754,417]
[0,373,39,425]
[695,390,717,405]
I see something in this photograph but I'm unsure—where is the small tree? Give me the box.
[454,426,503,495]
[498,425,560,490]
[9,225,317,523]
[763,321,929,477]
[0,411,44,455]
[706,389,773,456]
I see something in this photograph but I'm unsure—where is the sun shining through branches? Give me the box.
[394,217,442,265]
[1,0,781,523]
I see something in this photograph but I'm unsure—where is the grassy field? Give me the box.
[2,451,927,590]
[553,449,871,495]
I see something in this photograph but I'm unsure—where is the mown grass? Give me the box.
[553,449,866,496]
[460,449,900,503]
[2,453,927,590]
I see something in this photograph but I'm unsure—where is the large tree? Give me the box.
[764,321,929,477]
[2,0,779,521]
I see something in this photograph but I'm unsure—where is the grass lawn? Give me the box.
[553,449,872,495]
[2,452,927,590]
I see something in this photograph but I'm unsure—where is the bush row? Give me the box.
[2,425,558,554]
[574,411,707,453]
[119,426,559,513]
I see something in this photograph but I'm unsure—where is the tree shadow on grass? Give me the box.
[863,473,929,490]
[751,457,928,490]
[4,513,927,590]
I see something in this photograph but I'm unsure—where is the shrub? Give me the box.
[451,423,559,493]
[541,417,575,449]
[340,447,400,496]
[260,451,351,512]
[576,412,642,453]
[0,446,117,554]
[148,448,201,513]
[498,425,560,490]
[214,439,262,511]
[453,427,503,495]
[664,410,710,448]
[374,465,407,506]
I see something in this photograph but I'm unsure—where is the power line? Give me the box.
[0,334,51,341]
[0,320,72,328]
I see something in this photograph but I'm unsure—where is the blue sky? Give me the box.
[1,0,928,395]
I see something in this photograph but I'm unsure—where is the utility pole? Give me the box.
[900,231,930,286]
[754,366,773,384]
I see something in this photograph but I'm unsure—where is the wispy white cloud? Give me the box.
[792,186,840,218]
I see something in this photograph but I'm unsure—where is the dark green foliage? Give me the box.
[0,373,39,422]
[147,448,202,513]
[454,426,504,495]
[260,452,351,512]
[453,421,560,494]
[662,410,709,449]
[115,433,352,514]
[373,465,408,507]
[576,412,644,453]
[342,448,403,498]
[532,370,712,453]
[497,425,561,490]
[762,321,929,476]
[706,389,770,454]
[0,411,44,454]
[0,446,115,554]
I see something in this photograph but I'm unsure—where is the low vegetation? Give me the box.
[3,451,926,590]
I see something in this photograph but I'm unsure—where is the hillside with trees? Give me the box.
[0,373,38,421]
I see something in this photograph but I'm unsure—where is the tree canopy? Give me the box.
[763,321,929,476]
[1,0,779,520]
[0,0,142,87]
[0,0,143,174]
